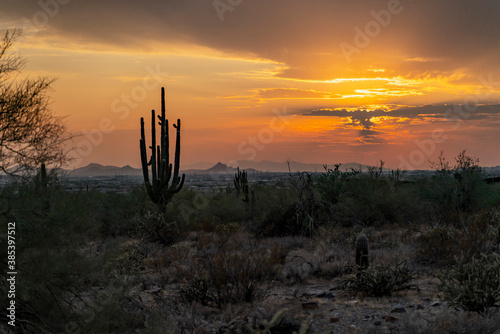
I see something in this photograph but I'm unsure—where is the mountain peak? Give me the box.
[205,162,235,174]
[71,163,142,176]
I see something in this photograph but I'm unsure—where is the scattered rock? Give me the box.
[324,292,335,299]
[363,315,372,321]
[391,305,406,313]
[144,287,161,294]
[302,302,319,310]
[382,315,398,322]
[303,288,326,297]
[348,324,360,333]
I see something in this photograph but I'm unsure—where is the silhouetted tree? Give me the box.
[0,29,70,175]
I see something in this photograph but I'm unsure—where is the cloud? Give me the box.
[301,104,500,146]
[255,88,339,99]
[356,130,387,144]
[303,104,500,122]
[4,0,500,81]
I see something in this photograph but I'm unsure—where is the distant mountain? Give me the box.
[204,162,236,174]
[70,163,143,177]
[182,160,371,174]
[183,161,218,170]
[226,160,370,173]
[71,159,480,177]
[184,162,258,175]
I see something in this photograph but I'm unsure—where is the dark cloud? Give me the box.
[356,129,387,144]
[4,0,500,80]
[303,104,500,122]
[302,104,500,144]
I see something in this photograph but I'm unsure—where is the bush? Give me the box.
[341,261,414,297]
[180,233,286,308]
[316,163,421,227]
[424,150,494,226]
[416,211,496,265]
[439,252,500,313]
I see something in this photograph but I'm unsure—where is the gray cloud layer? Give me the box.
[303,104,500,123]
[303,104,500,141]
[4,0,500,80]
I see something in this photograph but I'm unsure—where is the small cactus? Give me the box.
[355,234,370,272]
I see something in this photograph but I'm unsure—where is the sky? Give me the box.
[2,0,500,170]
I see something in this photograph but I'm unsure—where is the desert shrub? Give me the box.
[180,233,286,308]
[131,205,181,245]
[439,252,500,313]
[401,311,500,334]
[316,163,421,227]
[416,212,495,265]
[97,186,151,237]
[315,164,361,205]
[340,261,414,297]
[256,171,329,237]
[257,199,328,237]
[158,187,255,231]
[423,150,495,226]
[0,181,147,332]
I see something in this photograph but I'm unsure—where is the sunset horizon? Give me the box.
[2,0,500,170]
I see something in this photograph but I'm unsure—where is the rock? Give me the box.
[363,315,373,321]
[382,315,398,322]
[374,320,382,326]
[324,292,335,299]
[330,317,340,323]
[145,287,161,294]
[431,301,441,307]
[303,288,327,297]
[391,305,406,313]
[348,324,360,333]
[302,302,319,309]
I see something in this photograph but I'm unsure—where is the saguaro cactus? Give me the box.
[355,234,370,272]
[140,87,185,211]
[234,167,248,199]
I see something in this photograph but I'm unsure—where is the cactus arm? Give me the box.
[176,174,185,193]
[157,145,162,180]
[172,119,181,182]
[150,109,157,185]
[160,87,167,163]
[140,117,153,198]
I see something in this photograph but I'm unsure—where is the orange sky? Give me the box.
[2,0,500,169]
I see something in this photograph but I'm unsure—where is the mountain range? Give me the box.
[68,161,372,177]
